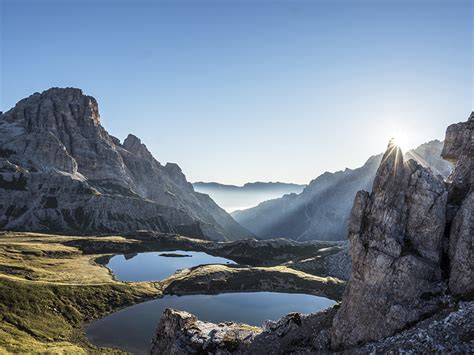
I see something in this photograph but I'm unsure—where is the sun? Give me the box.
[390,130,410,152]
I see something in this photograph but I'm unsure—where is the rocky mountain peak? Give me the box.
[0,88,252,241]
[123,133,141,148]
[372,138,404,194]
[4,87,101,130]
[123,133,155,161]
[1,87,118,177]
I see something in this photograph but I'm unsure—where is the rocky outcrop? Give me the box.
[286,242,351,280]
[442,113,473,298]
[153,301,474,354]
[150,309,260,354]
[353,301,474,353]
[151,307,338,354]
[0,88,251,240]
[330,115,472,349]
[330,139,448,348]
[232,140,451,242]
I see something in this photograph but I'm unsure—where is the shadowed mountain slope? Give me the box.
[193,181,305,212]
[232,140,451,241]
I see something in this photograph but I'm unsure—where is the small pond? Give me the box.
[86,292,336,354]
[106,250,235,282]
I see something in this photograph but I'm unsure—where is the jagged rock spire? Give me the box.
[123,133,156,162]
[330,138,448,348]
[372,138,404,195]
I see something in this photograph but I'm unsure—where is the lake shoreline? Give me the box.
[0,231,345,353]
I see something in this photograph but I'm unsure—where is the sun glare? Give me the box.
[390,130,410,152]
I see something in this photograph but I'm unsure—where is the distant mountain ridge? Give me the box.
[194,181,305,190]
[193,181,306,212]
[0,88,251,241]
[232,140,452,242]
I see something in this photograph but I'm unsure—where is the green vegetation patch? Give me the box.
[0,278,159,353]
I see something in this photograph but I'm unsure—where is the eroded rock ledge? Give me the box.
[151,113,473,353]
[150,307,338,354]
[152,300,474,354]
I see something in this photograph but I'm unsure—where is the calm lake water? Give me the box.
[86,292,336,354]
[106,250,235,282]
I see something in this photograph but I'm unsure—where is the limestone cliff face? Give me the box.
[331,113,472,348]
[0,88,251,240]
[330,140,448,348]
[442,113,473,297]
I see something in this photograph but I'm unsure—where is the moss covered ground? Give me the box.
[0,231,344,353]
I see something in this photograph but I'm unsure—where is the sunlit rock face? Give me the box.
[330,140,448,349]
[0,88,251,241]
[442,112,473,298]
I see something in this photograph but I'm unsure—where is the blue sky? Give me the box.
[1,0,472,184]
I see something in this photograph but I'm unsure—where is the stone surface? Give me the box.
[151,300,474,354]
[442,112,473,298]
[150,307,337,354]
[0,88,251,241]
[150,309,260,354]
[284,242,352,281]
[330,140,448,349]
[354,301,474,354]
[448,191,473,297]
